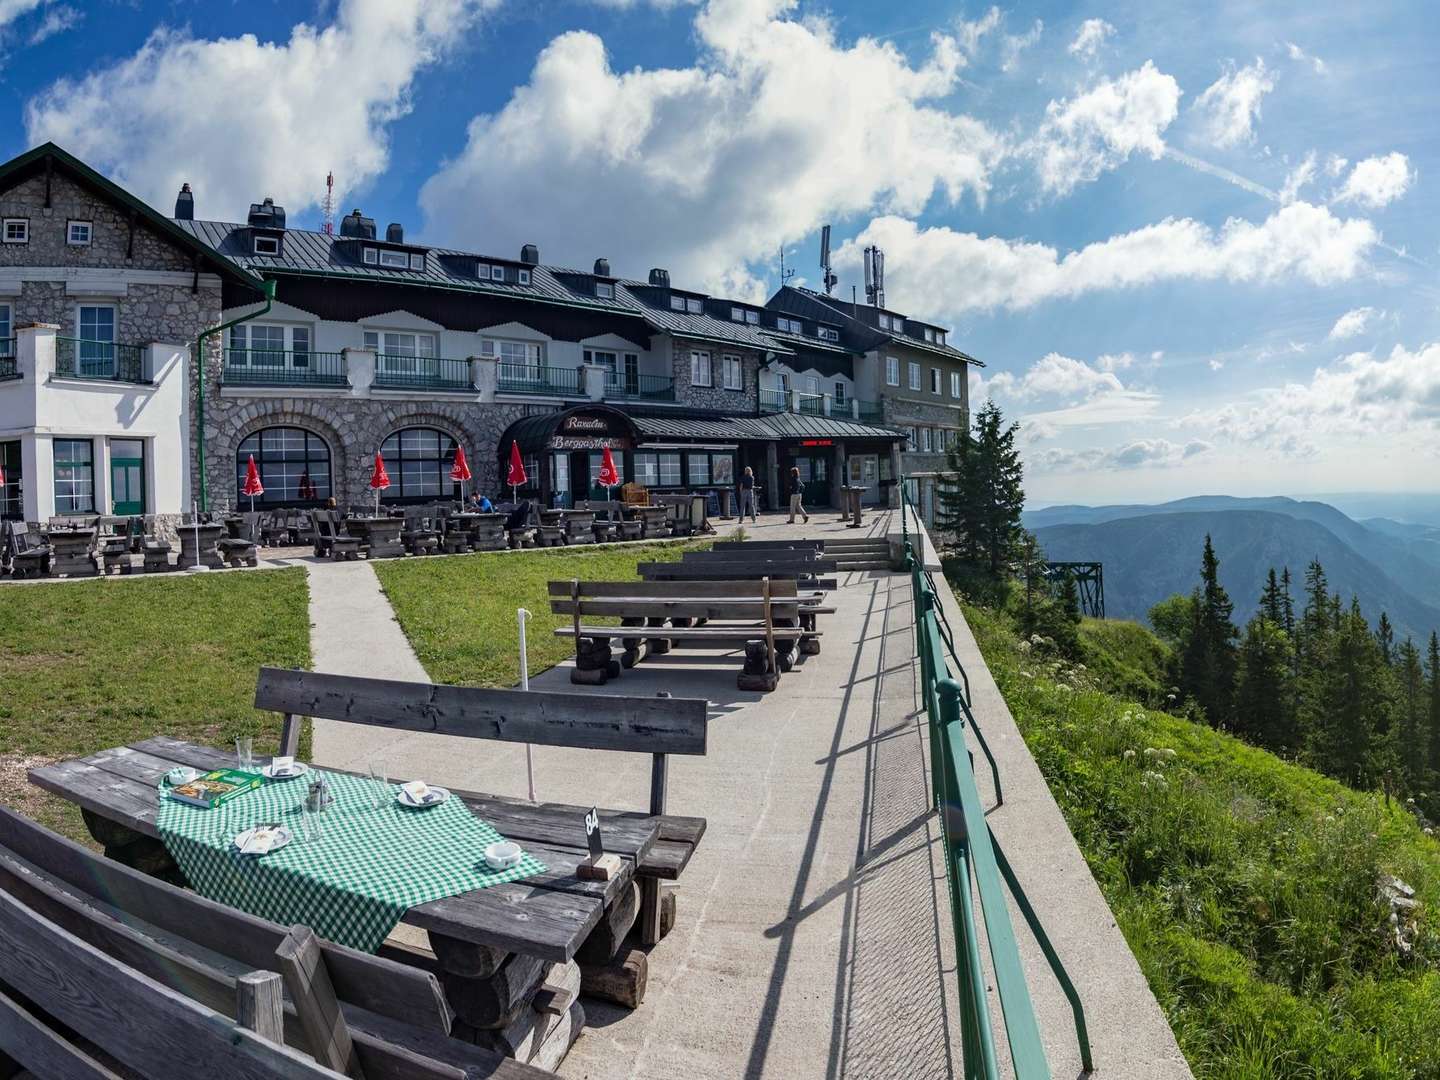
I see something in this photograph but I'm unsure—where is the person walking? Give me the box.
[739,466,758,522]
[787,466,809,524]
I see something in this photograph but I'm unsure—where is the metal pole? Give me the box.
[187,499,209,573]
[518,607,536,801]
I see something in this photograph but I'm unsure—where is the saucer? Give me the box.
[262,762,310,781]
[397,783,450,808]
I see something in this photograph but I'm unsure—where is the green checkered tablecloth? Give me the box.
[156,769,546,953]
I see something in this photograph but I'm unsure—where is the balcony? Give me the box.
[605,372,675,402]
[223,349,347,387]
[55,338,148,384]
[758,387,787,413]
[373,355,472,392]
[796,393,824,416]
[498,363,584,397]
[855,400,885,425]
[0,339,16,381]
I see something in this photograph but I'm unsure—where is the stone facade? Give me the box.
[0,174,194,272]
[206,393,530,509]
[669,336,760,412]
[884,396,967,476]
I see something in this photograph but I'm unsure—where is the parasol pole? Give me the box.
[517,608,536,801]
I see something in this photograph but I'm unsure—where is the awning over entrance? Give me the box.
[499,404,641,456]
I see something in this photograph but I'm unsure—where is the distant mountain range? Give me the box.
[1025,496,1440,641]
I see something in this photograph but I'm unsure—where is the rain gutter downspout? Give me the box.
[195,278,276,512]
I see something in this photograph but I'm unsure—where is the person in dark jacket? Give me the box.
[739,466,758,522]
[787,466,809,524]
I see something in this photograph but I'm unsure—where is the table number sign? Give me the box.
[578,805,622,881]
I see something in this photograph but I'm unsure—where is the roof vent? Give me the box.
[247,197,286,231]
[593,257,611,277]
[648,268,670,287]
[174,183,194,221]
[386,223,404,244]
[520,243,539,266]
[339,208,375,240]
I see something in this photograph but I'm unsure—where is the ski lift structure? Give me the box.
[1038,561,1106,619]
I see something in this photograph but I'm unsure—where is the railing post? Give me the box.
[344,347,374,396]
[582,363,608,402]
[17,323,58,382]
[472,354,497,402]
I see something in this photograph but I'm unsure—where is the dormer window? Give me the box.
[670,295,685,311]
[253,235,281,256]
[686,297,702,314]
[362,248,379,265]
[775,316,801,334]
[491,265,505,282]
[477,263,490,278]
[745,310,758,325]
[410,253,425,271]
[518,269,530,285]
[596,282,615,299]
[379,250,408,269]
[818,327,839,342]
[938,331,947,346]
[731,307,745,322]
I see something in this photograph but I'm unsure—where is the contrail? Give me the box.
[1163,148,1279,202]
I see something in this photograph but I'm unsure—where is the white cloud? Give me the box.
[1325,153,1348,177]
[24,0,495,220]
[1285,41,1326,75]
[1192,59,1274,148]
[421,1,1003,293]
[1030,438,1211,473]
[1097,352,1134,372]
[1279,150,1316,204]
[835,201,1378,320]
[1328,306,1379,340]
[0,0,43,30]
[1032,61,1180,195]
[954,6,1001,56]
[1067,18,1114,60]
[1001,19,1042,72]
[988,352,1124,401]
[27,3,78,44]
[1333,152,1413,209]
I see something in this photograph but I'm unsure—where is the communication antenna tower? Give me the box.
[863,246,886,308]
[778,244,795,288]
[322,172,335,235]
[819,225,838,295]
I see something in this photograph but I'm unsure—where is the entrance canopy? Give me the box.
[500,404,641,459]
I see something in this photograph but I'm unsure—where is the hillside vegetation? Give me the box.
[962,596,1440,1078]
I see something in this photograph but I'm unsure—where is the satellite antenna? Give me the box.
[778,244,795,287]
[819,225,838,294]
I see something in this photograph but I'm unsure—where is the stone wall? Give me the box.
[0,173,193,271]
[670,337,760,412]
[205,394,530,509]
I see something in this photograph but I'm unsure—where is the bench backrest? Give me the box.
[547,578,800,599]
[711,540,824,552]
[548,577,802,620]
[257,667,707,759]
[638,562,830,582]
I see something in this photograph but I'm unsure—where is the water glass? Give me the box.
[235,736,254,772]
[367,760,389,809]
[299,806,323,844]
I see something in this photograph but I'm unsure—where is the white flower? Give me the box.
[1123,749,1137,761]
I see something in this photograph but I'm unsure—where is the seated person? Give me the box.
[504,500,532,531]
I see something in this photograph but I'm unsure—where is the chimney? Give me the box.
[247,197,286,230]
[174,183,194,221]
[648,268,670,288]
[339,208,375,240]
[386,223,404,244]
[593,257,611,277]
[520,243,539,266]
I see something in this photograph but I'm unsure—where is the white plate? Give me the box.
[262,761,310,781]
[397,784,450,809]
[232,825,293,856]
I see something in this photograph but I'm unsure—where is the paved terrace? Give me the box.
[297,509,1187,1078]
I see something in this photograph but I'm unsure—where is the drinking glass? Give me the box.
[367,760,389,809]
[235,736,254,772]
[299,805,323,844]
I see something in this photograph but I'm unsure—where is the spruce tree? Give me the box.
[1396,638,1427,788]
[1235,614,1298,752]
[933,401,1025,574]
[1427,632,1440,783]
[1307,598,1394,787]
[1260,568,1286,625]
[1280,567,1296,640]
[1179,535,1239,725]
[1376,612,1396,666]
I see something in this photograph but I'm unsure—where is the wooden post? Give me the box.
[762,576,777,677]
[279,711,302,758]
[275,925,365,1078]
[235,970,285,1044]
[570,579,582,667]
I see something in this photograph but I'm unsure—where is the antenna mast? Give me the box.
[322,172,335,236]
[778,244,795,288]
[863,246,885,307]
[819,225,837,294]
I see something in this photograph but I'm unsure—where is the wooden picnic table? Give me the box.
[28,736,655,966]
[344,515,405,558]
[176,522,225,570]
[42,525,98,577]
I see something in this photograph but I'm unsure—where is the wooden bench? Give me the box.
[0,805,555,1079]
[2,521,50,579]
[311,511,361,560]
[257,668,709,1026]
[711,539,825,554]
[219,513,262,568]
[549,577,818,691]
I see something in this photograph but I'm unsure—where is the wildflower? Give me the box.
[1030,633,1044,645]
[1123,749,1136,761]
[1017,640,1032,654]
[1075,663,1087,672]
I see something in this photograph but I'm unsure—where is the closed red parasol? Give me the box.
[369,451,390,514]
[241,454,264,511]
[598,445,620,489]
[449,445,472,503]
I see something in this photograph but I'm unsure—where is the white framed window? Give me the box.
[951,371,962,398]
[362,247,379,265]
[938,331,947,346]
[670,294,685,311]
[818,327,839,342]
[690,350,712,387]
[905,427,918,450]
[364,329,437,374]
[484,337,544,381]
[886,356,900,386]
[908,360,921,391]
[410,253,426,271]
[518,269,531,285]
[476,263,490,278]
[53,438,95,513]
[722,354,743,391]
[931,368,941,394]
[688,454,710,486]
[596,282,615,299]
[775,316,801,334]
[745,310,758,324]
[877,314,889,331]
[67,220,92,246]
[228,323,312,367]
[0,303,10,343]
[920,427,933,452]
[491,265,505,281]
[806,376,820,396]
[834,381,846,405]
[776,371,790,392]
[253,235,281,256]
[3,219,28,243]
[74,304,117,377]
[731,307,746,322]
[379,250,408,269]
[686,297,703,314]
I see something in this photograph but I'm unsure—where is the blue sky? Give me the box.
[2,0,1435,506]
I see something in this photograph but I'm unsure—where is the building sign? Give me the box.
[547,411,635,451]
[801,439,834,447]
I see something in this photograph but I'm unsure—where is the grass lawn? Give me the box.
[963,598,1440,1079]
[0,568,312,840]
[373,541,706,686]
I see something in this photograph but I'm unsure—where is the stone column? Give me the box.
[472,355,497,402]
[851,399,860,421]
[822,394,832,417]
[765,442,780,511]
[788,388,801,413]
[17,322,58,382]
[888,441,903,508]
[344,347,375,396]
[832,440,847,510]
[582,363,608,402]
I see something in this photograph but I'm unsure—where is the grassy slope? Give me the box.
[0,569,312,840]
[372,542,705,686]
[965,600,1440,1079]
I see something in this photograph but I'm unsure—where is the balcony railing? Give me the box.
[855,400,885,425]
[55,338,147,383]
[223,349,347,387]
[796,393,824,416]
[373,355,472,392]
[0,339,16,381]
[498,363,584,396]
[758,387,788,413]
[605,372,675,402]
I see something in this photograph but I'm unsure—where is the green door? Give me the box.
[110,439,145,516]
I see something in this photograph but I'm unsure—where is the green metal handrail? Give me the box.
[0,339,16,381]
[223,349,347,386]
[55,338,147,383]
[855,400,885,424]
[904,492,1092,1077]
[374,354,472,391]
[497,363,583,396]
[796,392,824,415]
[605,372,675,401]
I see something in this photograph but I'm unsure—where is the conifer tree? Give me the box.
[1280,566,1296,640]
[1235,613,1298,752]
[1307,598,1394,787]
[1427,632,1440,783]
[1396,637,1427,787]
[1260,568,1286,625]
[933,401,1025,574]
[1179,535,1239,725]
[1376,612,1396,666]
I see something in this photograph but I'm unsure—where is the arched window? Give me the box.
[380,427,458,502]
[237,427,331,505]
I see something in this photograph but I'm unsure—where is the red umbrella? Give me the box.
[298,471,316,501]
[598,445,620,488]
[241,454,264,511]
[369,451,391,514]
[506,441,527,502]
[449,445,472,504]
